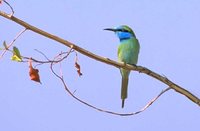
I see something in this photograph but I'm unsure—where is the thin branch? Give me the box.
[22,50,74,64]
[50,48,73,79]
[0,11,199,106]
[2,0,14,15]
[34,49,51,61]
[18,47,170,116]
[50,54,171,116]
[0,28,27,59]
[133,87,171,115]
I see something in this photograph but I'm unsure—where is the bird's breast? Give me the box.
[117,38,140,65]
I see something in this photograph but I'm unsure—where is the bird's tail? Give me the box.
[121,76,129,108]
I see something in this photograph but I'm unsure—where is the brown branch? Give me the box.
[52,66,171,116]
[19,47,171,116]
[50,50,172,116]
[0,11,199,107]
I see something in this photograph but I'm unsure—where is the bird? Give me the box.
[104,25,140,108]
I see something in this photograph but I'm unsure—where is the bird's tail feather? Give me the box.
[121,76,129,108]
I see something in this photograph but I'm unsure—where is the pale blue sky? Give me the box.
[0,0,200,130]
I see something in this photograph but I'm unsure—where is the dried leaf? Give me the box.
[75,61,82,76]
[3,41,8,50]
[28,59,41,84]
[74,53,82,76]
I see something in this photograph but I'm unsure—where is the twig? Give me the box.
[132,87,171,115]
[50,54,171,116]
[34,49,51,61]
[0,28,27,59]
[3,0,14,15]
[0,11,199,106]
[50,48,73,79]
[22,50,74,64]
[16,46,171,116]
[53,51,66,78]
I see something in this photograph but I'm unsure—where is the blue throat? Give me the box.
[119,37,131,41]
[116,32,134,41]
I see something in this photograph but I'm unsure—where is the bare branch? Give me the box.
[34,49,51,61]
[17,47,170,116]
[0,28,27,59]
[2,0,14,15]
[50,53,171,116]
[0,11,199,107]
[133,87,171,115]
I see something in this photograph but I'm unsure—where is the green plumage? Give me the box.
[104,25,140,108]
[118,37,140,108]
[121,73,129,108]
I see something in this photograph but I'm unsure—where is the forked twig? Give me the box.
[0,28,27,59]
[50,48,171,116]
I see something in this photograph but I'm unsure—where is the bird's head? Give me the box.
[104,25,136,41]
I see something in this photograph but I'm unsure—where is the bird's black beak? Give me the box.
[104,28,116,32]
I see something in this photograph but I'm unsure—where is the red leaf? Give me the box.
[75,61,82,76]
[28,59,41,84]
[74,53,82,77]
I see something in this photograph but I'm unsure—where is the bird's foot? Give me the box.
[130,63,137,66]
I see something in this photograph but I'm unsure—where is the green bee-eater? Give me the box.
[104,25,140,108]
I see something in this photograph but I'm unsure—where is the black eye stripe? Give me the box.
[117,29,129,32]
[123,29,129,32]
